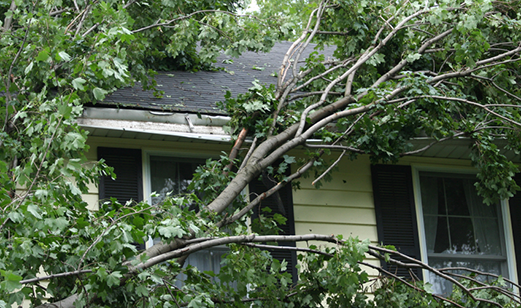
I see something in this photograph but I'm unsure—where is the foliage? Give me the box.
[1,0,521,307]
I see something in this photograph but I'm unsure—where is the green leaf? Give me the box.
[136,284,149,297]
[71,77,86,91]
[36,48,50,62]
[0,270,22,292]
[24,62,34,75]
[406,53,421,63]
[107,271,122,287]
[158,225,184,238]
[58,51,72,62]
[27,204,42,219]
[93,87,108,100]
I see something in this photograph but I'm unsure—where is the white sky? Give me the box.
[243,0,259,13]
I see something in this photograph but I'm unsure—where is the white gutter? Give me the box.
[79,107,232,142]
[83,107,230,125]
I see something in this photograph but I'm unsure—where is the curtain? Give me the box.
[463,180,501,255]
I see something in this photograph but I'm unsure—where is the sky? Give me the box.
[242,0,259,13]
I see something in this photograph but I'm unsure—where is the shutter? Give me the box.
[371,164,422,279]
[509,174,521,284]
[98,147,144,250]
[98,147,143,204]
[250,166,297,283]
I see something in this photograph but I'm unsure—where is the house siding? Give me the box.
[83,137,517,283]
[293,155,377,242]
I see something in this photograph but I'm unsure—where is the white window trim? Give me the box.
[411,165,518,286]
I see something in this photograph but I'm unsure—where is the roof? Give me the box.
[97,42,336,115]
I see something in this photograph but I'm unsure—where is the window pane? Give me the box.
[443,178,471,216]
[432,216,450,253]
[150,156,179,204]
[474,218,502,255]
[178,162,197,193]
[428,258,503,295]
[448,217,476,254]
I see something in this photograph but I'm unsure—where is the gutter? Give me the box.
[82,107,231,126]
[79,107,232,142]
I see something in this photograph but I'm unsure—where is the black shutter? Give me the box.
[98,147,144,249]
[371,164,422,279]
[509,174,521,284]
[98,147,143,204]
[249,168,297,283]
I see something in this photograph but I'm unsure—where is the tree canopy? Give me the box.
[1,0,521,307]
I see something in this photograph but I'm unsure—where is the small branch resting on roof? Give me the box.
[185,114,195,132]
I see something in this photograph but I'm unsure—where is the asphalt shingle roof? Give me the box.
[99,42,335,115]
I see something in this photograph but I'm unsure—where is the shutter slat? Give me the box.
[98,147,143,205]
[98,147,144,250]
[372,165,422,279]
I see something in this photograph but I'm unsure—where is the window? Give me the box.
[149,155,204,210]
[418,172,509,294]
[147,154,225,278]
[371,165,519,293]
[99,148,297,283]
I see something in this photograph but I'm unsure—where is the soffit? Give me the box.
[408,138,520,162]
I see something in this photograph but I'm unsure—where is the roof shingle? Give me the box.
[99,42,335,115]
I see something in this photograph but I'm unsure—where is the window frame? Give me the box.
[411,165,518,286]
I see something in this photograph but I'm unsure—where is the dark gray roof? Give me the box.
[98,42,335,115]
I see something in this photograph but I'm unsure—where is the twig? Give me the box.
[76,205,155,272]
[292,59,352,93]
[20,270,92,285]
[224,127,248,175]
[412,95,521,127]
[361,262,466,308]
[162,279,181,308]
[295,7,432,137]
[1,115,63,231]
[238,136,257,171]
[311,150,346,186]
[50,8,71,16]
[400,132,466,155]
[82,22,100,37]
[3,6,33,131]
[241,242,334,257]
[368,245,506,308]
[123,0,139,9]
[2,0,16,33]
[130,234,339,273]
[75,5,92,37]
[132,10,253,33]
[65,6,90,34]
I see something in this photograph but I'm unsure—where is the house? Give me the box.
[77,41,521,295]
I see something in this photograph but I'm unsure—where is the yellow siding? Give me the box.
[293,155,378,245]
[291,154,475,246]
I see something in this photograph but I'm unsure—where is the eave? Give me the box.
[78,107,231,143]
[79,107,521,163]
